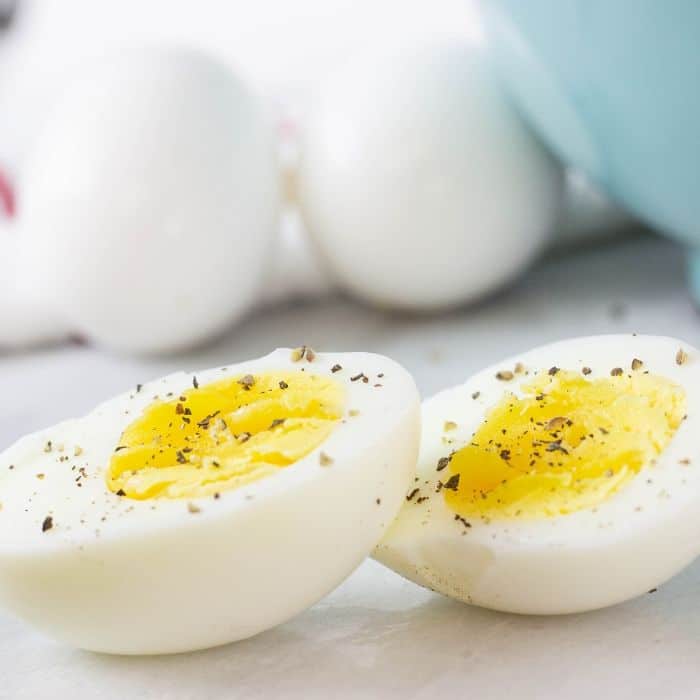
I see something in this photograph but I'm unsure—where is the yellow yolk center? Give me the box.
[107,371,344,499]
[444,370,686,519]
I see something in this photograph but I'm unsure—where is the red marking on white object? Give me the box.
[0,168,15,218]
[278,116,299,142]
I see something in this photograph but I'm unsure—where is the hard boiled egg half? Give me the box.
[375,335,700,614]
[0,349,419,654]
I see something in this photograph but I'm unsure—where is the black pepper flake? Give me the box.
[610,367,623,376]
[238,374,256,390]
[546,440,568,455]
[291,346,315,362]
[114,445,127,452]
[192,376,199,389]
[270,418,286,430]
[582,367,592,375]
[436,456,451,471]
[331,364,342,373]
[41,516,53,532]
[406,488,420,501]
[442,474,460,491]
[496,371,514,381]
[279,380,289,390]
[454,514,471,528]
[499,449,511,461]
[175,403,184,415]
[136,383,143,393]
[416,496,429,504]
[631,358,644,371]
[548,366,560,376]
[350,372,367,382]
[676,348,688,365]
[197,411,220,429]
[545,416,567,431]
[176,451,187,464]
[116,489,126,496]
[376,498,381,505]
[471,391,481,400]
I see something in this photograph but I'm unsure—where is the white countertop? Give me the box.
[3,234,700,699]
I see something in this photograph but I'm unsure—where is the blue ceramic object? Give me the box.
[481,0,700,299]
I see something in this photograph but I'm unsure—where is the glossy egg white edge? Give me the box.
[374,335,700,614]
[0,349,420,654]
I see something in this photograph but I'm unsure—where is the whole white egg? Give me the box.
[17,47,279,354]
[297,41,564,311]
[0,348,419,653]
[375,335,700,614]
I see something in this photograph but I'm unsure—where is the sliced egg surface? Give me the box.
[374,335,700,614]
[0,349,419,654]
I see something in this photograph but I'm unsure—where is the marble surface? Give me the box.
[2,234,700,698]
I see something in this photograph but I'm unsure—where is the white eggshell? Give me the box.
[18,47,279,354]
[297,41,564,310]
[0,226,70,348]
[260,208,334,306]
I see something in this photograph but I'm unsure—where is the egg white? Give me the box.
[0,349,420,654]
[374,335,700,614]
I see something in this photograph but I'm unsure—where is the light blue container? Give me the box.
[482,0,700,299]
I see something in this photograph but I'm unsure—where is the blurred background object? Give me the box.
[297,41,563,310]
[0,0,649,355]
[17,47,278,355]
[558,170,636,247]
[482,0,700,290]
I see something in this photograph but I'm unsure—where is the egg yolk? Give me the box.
[107,371,344,499]
[444,370,686,520]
